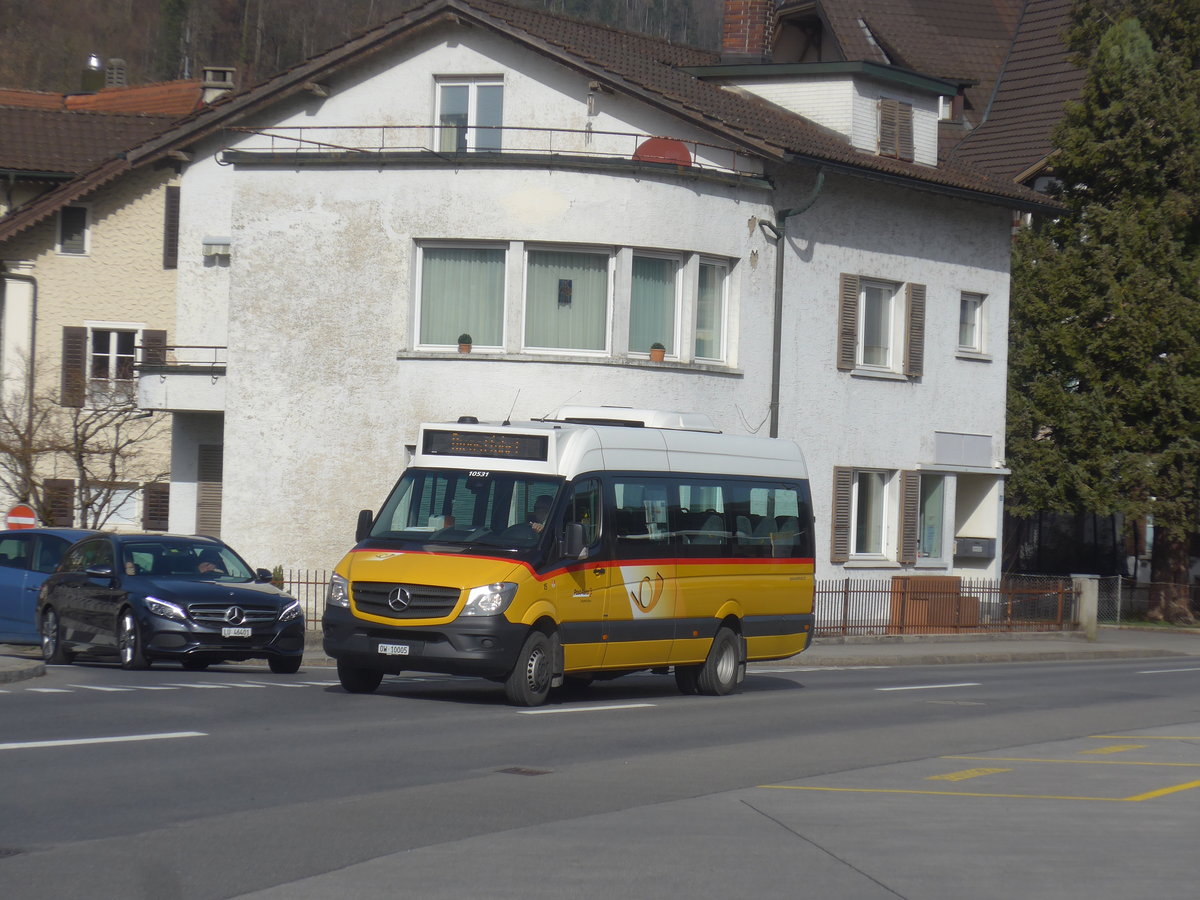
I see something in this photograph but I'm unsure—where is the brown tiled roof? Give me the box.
[0,80,204,116]
[948,0,1085,182]
[0,106,175,175]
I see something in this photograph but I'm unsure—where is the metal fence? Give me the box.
[814,574,1078,636]
[283,569,331,627]
[1097,576,1200,624]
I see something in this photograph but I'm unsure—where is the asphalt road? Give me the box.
[2,656,1199,899]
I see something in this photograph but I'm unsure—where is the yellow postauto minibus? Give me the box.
[322,406,815,706]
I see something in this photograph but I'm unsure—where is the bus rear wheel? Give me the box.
[696,627,740,696]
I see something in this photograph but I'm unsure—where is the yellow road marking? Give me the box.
[927,768,1011,782]
[944,755,1200,768]
[1124,779,1200,802]
[1090,735,1200,740]
[759,779,1200,803]
[1080,744,1144,755]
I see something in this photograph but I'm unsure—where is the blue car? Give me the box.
[0,528,96,644]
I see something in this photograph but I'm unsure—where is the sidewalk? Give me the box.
[4,626,1198,684]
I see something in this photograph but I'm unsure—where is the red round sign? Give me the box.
[6,504,37,530]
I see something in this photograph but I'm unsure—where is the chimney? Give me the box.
[722,0,775,63]
[105,58,127,88]
[201,66,236,103]
[81,53,104,92]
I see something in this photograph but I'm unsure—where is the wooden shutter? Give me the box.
[837,274,859,371]
[142,482,170,531]
[141,329,168,367]
[904,283,926,377]
[162,185,180,269]
[897,102,914,162]
[831,466,853,563]
[879,99,914,161]
[196,445,223,537]
[61,326,87,407]
[897,470,920,565]
[43,478,75,527]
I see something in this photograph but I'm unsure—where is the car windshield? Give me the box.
[123,540,255,582]
[370,468,563,551]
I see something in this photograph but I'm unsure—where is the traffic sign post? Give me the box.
[6,504,38,529]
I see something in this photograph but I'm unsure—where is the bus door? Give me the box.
[602,476,677,670]
[555,478,610,671]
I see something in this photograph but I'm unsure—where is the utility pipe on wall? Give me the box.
[0,266,38,501]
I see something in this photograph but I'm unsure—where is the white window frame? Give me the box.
[434,77,504,152]
[57,205,90,256]
[958,291,986,355]
[695,257,729,363]
[413,241,508,351]
[916,473,946,560]
[629,251,682,358]
[521,244,614,355]
[857,279,899,370]
[851,468,892,558]
[84,320,143,406]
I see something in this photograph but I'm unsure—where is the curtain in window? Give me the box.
[438,85,468,152]
[854,471,885,554]
[861,282,891,366]
[420,248,505,346]
[918,475,945,557]
[696,262,725,359]
[476,84,503,151]
[525,250,608,351]
[629,256,676,354]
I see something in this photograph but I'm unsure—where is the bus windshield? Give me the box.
[369,468,563,550]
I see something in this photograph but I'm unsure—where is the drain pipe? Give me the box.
[758,168,824,437]
[0,266,38,501]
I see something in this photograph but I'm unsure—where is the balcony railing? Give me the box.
[218,124,767,182]
[136,344,227,376]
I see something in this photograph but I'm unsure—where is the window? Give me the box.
[830,466,892,561]
[695,261,727,360]
[437,79,503,152]
[418,245,505,348]
[89,328,137,403]
[917,475,945,558]
[629,255,678,356]
[878,98,914,161]
[525,249,609,351]
[837,275,924,377]
[58,206,88,255]
[959,292,984,352]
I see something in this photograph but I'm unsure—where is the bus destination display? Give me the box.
[423,429,549,461]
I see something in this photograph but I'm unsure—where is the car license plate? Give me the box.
[222,627,252,638]
[378,643,410,656]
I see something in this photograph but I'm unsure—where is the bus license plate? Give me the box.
[378,643,410,656]
[222,627,252,638]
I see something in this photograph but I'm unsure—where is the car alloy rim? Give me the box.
[119,614,136,665]
[42,610,57,659]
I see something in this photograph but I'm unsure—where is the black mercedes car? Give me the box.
[36,533,305,673]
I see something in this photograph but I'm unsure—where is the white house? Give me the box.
[128,0,1050,581]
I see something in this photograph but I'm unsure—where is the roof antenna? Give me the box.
[502,389,521,426]
[536,390,579,422]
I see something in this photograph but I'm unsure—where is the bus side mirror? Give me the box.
[355,509,374,542]
[562,523,586,559]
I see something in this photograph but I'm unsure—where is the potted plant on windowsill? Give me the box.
[458,333,473,354]
[649,341,666,362]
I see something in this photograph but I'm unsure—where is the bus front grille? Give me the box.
[352,581,462,619]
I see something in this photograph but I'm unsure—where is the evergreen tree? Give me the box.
[1008,1,1200,622]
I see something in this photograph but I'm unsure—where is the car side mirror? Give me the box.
[562,523,586,560]
[85,564,115,582]
[356,509,374,542]
[254,568,274,583]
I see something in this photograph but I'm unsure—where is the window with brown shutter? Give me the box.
[904,283,926,377]
[836,274,859,371]
[830,466,853,562]
[141,329,168,367]
[162,185,181,269]
[196,445,223,537]
[61,327,87,408]
[142,482,170,531]
[897,470,920,565]
[879,99,914,161]
[43,478,75,527]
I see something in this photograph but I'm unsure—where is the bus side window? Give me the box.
[568,478,602,546]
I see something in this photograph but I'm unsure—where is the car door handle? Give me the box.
[592,567,606,575]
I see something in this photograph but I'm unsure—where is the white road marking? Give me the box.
[752,666,888,672]
[219,683,268,688]
[69,684,136,692]
[242,680,309,688]
[27,688,72,693]
[157,682,232,689]
[518,703,656,715]
[124,685,180,690]
[1137,667,1200,674]
[0,731,206,751]
[876,682,981,692]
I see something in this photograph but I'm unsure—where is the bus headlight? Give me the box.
[326,574,350,609]
[460,582,517,617]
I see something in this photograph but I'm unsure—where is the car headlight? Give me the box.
[278,598,303,622]
[460,582,517,617]
[145,596,187,621]
[326,573,350,609]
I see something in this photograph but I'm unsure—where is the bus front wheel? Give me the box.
[505,630,553,707]
[696,627,740,696]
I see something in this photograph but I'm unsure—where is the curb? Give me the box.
[0,653,45,684]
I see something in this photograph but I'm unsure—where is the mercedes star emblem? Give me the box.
[387,587,411,612]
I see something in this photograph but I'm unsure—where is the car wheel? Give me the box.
[117,609,150,670]
[674,664,700,694]
[504,630,553,707]
[181,657,209,671]
[337,661,382,693]
[40,607,72,665]
[269,656,302,674]
[696,627,740,696]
